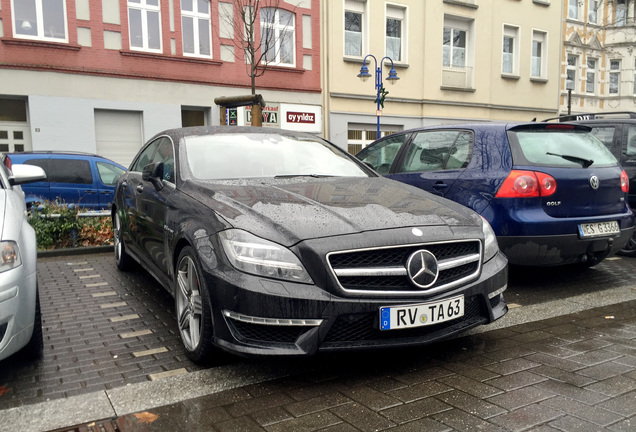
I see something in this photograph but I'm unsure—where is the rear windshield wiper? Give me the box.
[546,152,594,168]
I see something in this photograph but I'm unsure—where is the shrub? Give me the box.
[28,203,113,250]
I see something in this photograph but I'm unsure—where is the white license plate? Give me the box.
[578,221,620,238]
[380,295,464,331]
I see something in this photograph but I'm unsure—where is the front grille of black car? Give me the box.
[328,240,481,295]
[227,319,307,346]
[321,296,487,348]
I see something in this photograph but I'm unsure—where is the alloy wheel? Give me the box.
[176,255,203,351]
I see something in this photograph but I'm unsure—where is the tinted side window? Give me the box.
[356,134,406,174]
[588,126,616,150]
[24,159,49,173]
[130,139,161,172]
[97,162,126,185]
[400,130,472,173]
[627,126,636,156]
[48,159,93,184]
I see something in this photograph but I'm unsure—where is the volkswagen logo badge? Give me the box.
[589,175,600,190]
[406,250,439,288]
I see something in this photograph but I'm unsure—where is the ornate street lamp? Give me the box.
[357,54,399,138]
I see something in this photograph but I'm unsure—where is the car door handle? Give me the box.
[136,184,144,193]
[100,191,111,195]
[85,190,97,194]
[433,182,448,190]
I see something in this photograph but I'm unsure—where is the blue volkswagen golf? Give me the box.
[357,123,634,267]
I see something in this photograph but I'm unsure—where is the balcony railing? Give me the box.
[442,66,474,89]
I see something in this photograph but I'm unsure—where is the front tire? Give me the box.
[113,211,134,271]
[175,247,216,363]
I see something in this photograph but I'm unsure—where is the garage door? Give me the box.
[95,109,143,168]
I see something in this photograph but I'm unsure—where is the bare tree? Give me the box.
[219,0,297,95]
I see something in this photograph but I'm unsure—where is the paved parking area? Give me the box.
[0,252,208,408]
[2,252,636,431]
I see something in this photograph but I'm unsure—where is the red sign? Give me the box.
[287,112,315,124]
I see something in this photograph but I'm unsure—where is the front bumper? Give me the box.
[0,265,37,361]
[203,250,508,357]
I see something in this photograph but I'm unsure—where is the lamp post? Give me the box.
[357,54,399,138]
[566,78,574,116]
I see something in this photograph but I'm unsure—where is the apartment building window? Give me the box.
[12,0,68,42]
[386,6,405,62]
[566,54,578,90]
[128,0,162,52]
[609,59,620,94]
[261,8,295,66]
[531,31,547,79]
[181,0,211,57]
[344,1,365,57]
[443,26,466,68]
[568,0,579,19]
[586,58,597,93]
[588,0,598,23]
[442,16,473,88]
[502,25,519,75]
[616,0,627,26]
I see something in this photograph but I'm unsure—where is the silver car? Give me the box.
[0,162,46,361]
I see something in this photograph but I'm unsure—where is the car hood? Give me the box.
[180,177,479,246]
[0,191,5,239]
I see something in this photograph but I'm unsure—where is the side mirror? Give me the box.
[9,164,47,186]
[142,162,164,191]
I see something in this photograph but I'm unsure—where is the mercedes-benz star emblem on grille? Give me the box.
[589,175,600,190]
[406,250,439,288]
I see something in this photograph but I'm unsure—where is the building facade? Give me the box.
[321,0,563,153]
[561,0,636,116]
[0,0,321,166]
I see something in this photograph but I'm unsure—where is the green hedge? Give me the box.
[28,203,114,250]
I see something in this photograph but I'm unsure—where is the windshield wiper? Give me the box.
[546,152,594,168]
[274,174,335,178]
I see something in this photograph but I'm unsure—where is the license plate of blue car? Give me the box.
[578,221,620,238]
[380,295,464,330]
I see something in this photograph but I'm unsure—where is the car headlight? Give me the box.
[219,229,313,284]
[481,217,499,263]
[0,241,22,273]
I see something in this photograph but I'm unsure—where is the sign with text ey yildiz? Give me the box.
[281,104,322,133]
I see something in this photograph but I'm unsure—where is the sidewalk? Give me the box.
[47,299,636,432]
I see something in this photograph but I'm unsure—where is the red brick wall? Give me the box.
[0,0,321,93]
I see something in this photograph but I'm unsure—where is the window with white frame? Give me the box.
[566,54,577,90]
[128,0,162,52]
[568,0,579,19]
[531,30,547,78]
[12,0,68,42]
[386,5,405,62]
[344,0,365,57]
[609,59,620,94]
[502,25,519,75]
[588,0,598,23]
[182,0,211,57]
[261,8,295,66]
[443,24,466,68]
[586,58,597,93]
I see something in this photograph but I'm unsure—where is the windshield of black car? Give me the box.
[184,133,369,180]
[508,129,618,167]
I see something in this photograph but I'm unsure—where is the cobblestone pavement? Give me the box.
[0,252,209,408]
[63,300,636,432]
[2,252,636,431]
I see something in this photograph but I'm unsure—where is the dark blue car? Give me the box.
[357,123,634,267]
[3,152,127,210]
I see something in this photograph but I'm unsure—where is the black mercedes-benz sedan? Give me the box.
[112,126,508,363]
